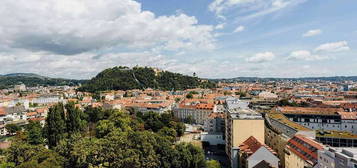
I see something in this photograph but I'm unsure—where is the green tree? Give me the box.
[206,160,221,168]
[43,103,66,149]
[6,141,64,167]
[5,124,20,135]
[184,115,195,124]
[235,92,246,97]
[144,112,164,132]
[25,121,43,145]
[65,102,86,133]
[174,122,186,137]
[95,120,117,138]
[174,143,206,168]
[223,91,231,96]
[55,133,85,167]
[186,93,193,99]
[158,127,177,142]
[0,162,15,168]
[175,98,181,103]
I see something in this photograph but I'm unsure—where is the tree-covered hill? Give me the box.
[0,73,86,89]
[78,66,216,92]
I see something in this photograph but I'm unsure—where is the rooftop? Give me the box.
[268,112,311,131]
[229,108,263,119]
[239,136,277,155]
[338,112,357,120]
[278,106,343,116]
[316,130,357,139]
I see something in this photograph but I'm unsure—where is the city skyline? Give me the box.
[1,0,356,79]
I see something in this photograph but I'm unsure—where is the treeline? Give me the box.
[0,102,212,168]
[0,76,85,89]
[78,66,216,92]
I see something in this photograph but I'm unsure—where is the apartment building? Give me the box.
[265,112,315,168]
[225,108,265,168]
[285,135,324,168]
[316,130,357,147]
[278,107,357,134]
[317,147,357,168]
[173,102,215,124]
[239,136,279,168]
[0,106,28,135]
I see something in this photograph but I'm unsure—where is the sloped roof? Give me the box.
[239,136,277,156]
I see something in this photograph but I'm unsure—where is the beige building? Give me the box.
[265,112,315,168]
[173,103,215,124]
[225,108,265,168]
[265,125,289,168]
[285,135,323,168]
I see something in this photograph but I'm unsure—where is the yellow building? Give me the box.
[265,125,289,168]
[285,135,323,168]
[225,108,265,168]
[265,112,315,168]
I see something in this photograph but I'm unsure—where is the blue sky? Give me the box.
[0,0,356,79]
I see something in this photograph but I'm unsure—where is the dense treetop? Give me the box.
[78,66,216,92]
[0,103,212,168]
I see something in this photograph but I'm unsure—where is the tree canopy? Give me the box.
[1,103,210,168]
[78,66,216,92]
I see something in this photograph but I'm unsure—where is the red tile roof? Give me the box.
[0,108,6,116]
[287,135,323,165]
[28,117,45,121]
[338,112,357,120]
[239,136,277,155]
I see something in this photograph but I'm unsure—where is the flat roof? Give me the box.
[229,108,263,119]
[268,112,311,131]
[278,107,342,116]
[316,130,357,139]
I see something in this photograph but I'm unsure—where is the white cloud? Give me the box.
[315,41,350,52]
[246,52,275,63]
[209,0,308,19]
[234,26,245,33]
[287,50,329,61]
[0,0,215,55]
[303,29,322,37]
[215,23,225,29]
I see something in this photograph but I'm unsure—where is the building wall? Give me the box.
[232,119,265,147]
[226,118,265,167]
[335,153,350,168]
[246,147,280,168]
[316,149,336,168]
[285,114,357,134]
[204,116,225,133]
[341,120,357,134]
[200,133,225,145]
[285,149,311,168]
[173,108,211,125]
[265,126,289,168]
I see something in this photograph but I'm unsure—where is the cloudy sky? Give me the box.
[0,0,356,79]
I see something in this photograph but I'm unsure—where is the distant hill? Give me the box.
[210,76,357,82]
[0,73,86,89]
[3,73,46,79]
[78,66,215,92]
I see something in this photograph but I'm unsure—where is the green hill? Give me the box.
[0,73,86,89]
[78,66,215,92]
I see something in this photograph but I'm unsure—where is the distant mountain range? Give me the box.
[1,70,357,90]
[209,76,357,82]
[0,73,87,89]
